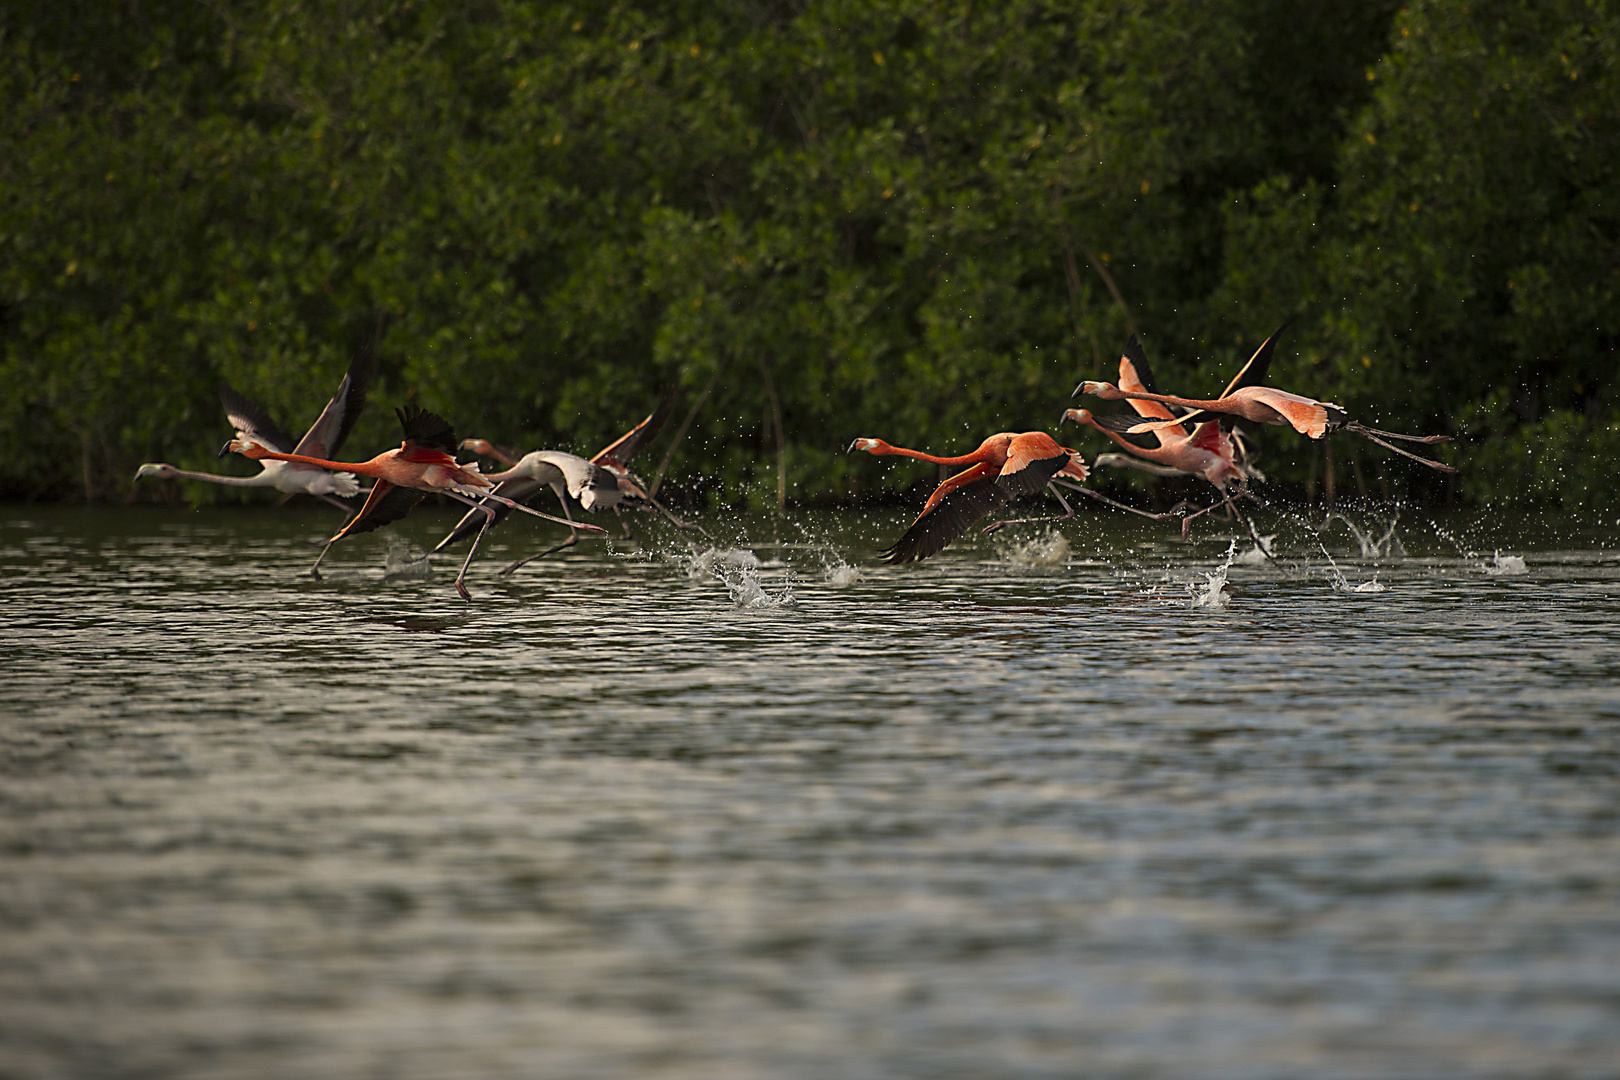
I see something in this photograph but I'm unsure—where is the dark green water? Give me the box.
[1,503,1617,1079]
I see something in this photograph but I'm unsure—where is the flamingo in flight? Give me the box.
[1074,325,1457,472]
[135,348,376,510]
[228,405,602,599]
[444,395,704,575]
[848,432,1092,564]
[1064,335,1266,542]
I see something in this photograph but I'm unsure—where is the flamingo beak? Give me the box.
[1058,409,1073,427]
[846,439,860,454]
[217,439,234,459]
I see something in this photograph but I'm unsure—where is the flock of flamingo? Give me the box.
[136,327,1455,598]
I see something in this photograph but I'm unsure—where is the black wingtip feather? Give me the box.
[1119,335,1158,394]
[396,404,458,454]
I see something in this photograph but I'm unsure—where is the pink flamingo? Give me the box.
[229,405,601,599]
[1074,326,1456,472]
[848,432,1092,563]
[1063,335,1270,543]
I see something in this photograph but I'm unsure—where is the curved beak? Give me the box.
[1058,409,1073,427]
[217,439,234,459]
[846,439,860,454]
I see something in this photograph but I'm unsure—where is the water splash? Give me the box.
[680,546,760,581]
[1322,505,1405,558]
[1315,541,1387,592]
[1233,534,1276,565]
[823,560,859,587]
[382,536,433,581]
[716,561,797,609]
[1189,541,1236,609]
[679,546,797,609]
[1485,551,1528,576]
[1001,528,1071,568]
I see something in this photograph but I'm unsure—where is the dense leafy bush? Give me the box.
[1,1,1612,511]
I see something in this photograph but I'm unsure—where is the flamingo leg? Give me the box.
[438,492,509,600]
[646,494,709,537]
[309,540,336,579]
[314,493,358,517]
[1224,491,1277,563]
[499,532,581,575]
[453,504,499,601]
[1344,426,1457,472]
[981,484,1079,535]
[1051,479,1176,523]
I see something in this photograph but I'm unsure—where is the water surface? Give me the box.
[2,504,1617,1079]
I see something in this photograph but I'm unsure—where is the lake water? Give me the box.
[2,502,1617,1079]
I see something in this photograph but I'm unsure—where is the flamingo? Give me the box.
[1074,325,1457,472]
[134,348,375,510]
[1065,336,1251,492]
[228,405,603,599]
[1061,335,1274,544]
[848,432,1091,563]
[444,397,704,574]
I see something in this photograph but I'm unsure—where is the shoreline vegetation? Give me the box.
[2,1,1614,515]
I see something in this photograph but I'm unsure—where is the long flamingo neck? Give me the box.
[253,449,386,478]
[169,468,276,487]
[1115,389,1224,411]
[1082,419,1175,460]
[873,444,985,467]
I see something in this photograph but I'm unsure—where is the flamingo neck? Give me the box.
[868,443,987,467]
[1081,418,1180,460]
[164,468,278,487]
[252,449,388,478]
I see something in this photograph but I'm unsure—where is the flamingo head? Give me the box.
[847,437,890,454]
[227,437,273,460]
[459,438,495,456]
[1072,380,1123,399]
[134,462,177,481]
[1058,407,1091,427]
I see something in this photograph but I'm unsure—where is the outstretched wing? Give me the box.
[219,384,297,454]
[1219,319,1292,398]
[396,405,458,455]
[1117,335,1183,431]
[882,479,1008,565]
[330,480,425,540]
[295,343,377,459]
[593,390,676,472]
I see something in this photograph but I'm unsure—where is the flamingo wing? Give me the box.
[1125,410,1223,436]
[396,405,459,455]
[330,479,424,540]
[996,434,1072,497]
[1117,336,1182,429]
[592,390,675,471]
[1187,421,1227,455]
[533,451,618,507]
[1218,319,1291,398]
[882,476,1007,565]
[219,384,297,454]
[294,343,377,460]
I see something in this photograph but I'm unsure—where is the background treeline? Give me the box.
[2,0,1615,513]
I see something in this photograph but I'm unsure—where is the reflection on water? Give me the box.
[1,503,1618,1079]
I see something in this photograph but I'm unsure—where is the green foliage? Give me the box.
[1,0,1612,511]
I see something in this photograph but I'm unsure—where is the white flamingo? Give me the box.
[135,349,375,512]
